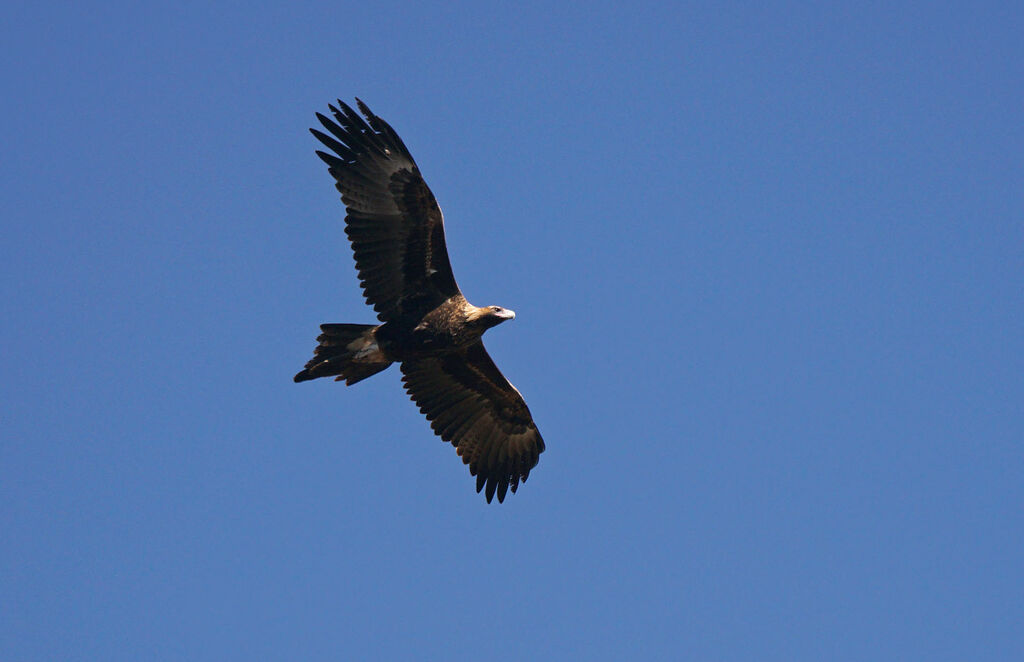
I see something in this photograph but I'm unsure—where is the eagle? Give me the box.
[294,99,544,503]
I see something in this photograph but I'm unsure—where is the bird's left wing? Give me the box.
[311,99,461,323]
[400,342,544,503]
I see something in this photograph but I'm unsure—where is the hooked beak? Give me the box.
[499,308,516,320]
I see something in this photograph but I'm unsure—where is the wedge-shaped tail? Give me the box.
[294,323,392,385]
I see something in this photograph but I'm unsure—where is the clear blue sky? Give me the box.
[3,2,1022,660]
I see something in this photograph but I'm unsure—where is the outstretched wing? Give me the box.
[312,99,460,323]
[400,342,545,503]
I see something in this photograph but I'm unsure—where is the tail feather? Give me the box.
[294,323,392,385]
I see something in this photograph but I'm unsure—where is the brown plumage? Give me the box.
[294,99,544,503]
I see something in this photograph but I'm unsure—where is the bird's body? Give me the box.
[295,99,544,503]
[384,295,516,359]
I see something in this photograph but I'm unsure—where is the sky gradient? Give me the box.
[3,2,1022,660]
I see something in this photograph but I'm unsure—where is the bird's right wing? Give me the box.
[311,99,461,323]
[400,342,544,503]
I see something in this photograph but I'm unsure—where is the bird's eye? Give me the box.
[492,306,502,312]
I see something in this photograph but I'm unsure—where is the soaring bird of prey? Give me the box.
[295,99,544,503]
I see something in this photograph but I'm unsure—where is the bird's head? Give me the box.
[470,305,516,330]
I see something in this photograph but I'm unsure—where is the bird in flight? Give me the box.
[295,99,544,503]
